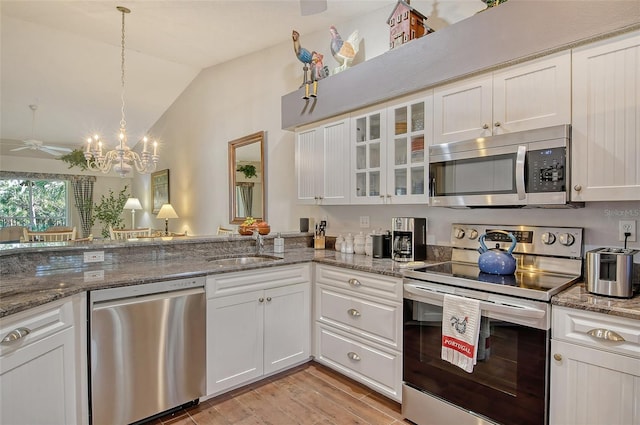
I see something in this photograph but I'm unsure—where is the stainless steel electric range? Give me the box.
[402,224,583,425]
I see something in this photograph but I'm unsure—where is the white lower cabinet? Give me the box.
[550,306,640,425]
[314,264,403,401]
[206,264,312,395]
[0,295,87,425]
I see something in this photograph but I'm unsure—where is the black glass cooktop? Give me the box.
[408,261,580,297]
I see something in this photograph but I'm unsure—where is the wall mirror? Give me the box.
[229,131,266,224]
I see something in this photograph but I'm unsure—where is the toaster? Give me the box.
[586,248,638,298]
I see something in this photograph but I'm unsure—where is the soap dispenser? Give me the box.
[274,233,285,253]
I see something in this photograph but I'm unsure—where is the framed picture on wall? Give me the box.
[151,169,170,214]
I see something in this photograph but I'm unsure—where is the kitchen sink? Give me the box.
[207,254,282,266]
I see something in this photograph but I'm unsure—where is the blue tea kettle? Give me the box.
[477,230,517,275]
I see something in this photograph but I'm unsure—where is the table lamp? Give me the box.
[156,203,179,235]
[124,198,142,228]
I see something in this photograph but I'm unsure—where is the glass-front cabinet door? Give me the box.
[387,92,433,204]
[351,107,387,204]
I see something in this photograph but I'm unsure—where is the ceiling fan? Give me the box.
[10,104,72,156]
[300,0,327,16]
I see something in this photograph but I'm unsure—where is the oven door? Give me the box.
[403,281,550,425]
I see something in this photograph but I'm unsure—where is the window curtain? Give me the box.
[237,182,254,217]
[71,176,96,238]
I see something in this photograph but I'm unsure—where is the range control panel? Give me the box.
[450,224,583,258]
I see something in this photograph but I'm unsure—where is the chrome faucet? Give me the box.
[252,229,264,254]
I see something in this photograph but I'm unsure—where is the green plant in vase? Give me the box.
[59,149,91,171]
[237,164,257,179]
[92,186,130,238]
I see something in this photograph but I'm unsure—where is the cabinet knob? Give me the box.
[482,124,489,130]
[258,297,264,303]
[347,308,361,317]
[266,297,272,302]
[553,353,562,361]
[347,352,361,361]
[587,328,625,342]
[574,185,582,192]
[494,122,501,127]
[1,327,31,344]
[348,278,361,287]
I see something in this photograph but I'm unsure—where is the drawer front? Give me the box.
[207,264,311,297]
[315,264,402,301]
[315,324,401,401]
[0,297,74,356]
[316,285,400,349]
[552,306,640,358]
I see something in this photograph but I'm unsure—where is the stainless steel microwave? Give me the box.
[429,124,583,208]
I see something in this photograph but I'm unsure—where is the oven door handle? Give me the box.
[516,145,527,200]
[405,284,546,319]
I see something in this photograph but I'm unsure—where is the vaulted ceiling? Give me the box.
[0,0,392,160]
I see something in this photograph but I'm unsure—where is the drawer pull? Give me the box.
[258,297,264,303]
[266,297,272,302]
[553,353,562,361]
[347,352,361,361]
[347,308,361,317]
[1,327,31,344]
[348,278,361,287]
[587,328,625,342]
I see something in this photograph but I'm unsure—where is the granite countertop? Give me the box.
[2,244,638,321]
[551,282,640,321]
[0,248,418,318]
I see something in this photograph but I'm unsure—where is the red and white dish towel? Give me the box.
[441,294,481,373]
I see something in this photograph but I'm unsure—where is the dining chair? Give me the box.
[109,226,152,240]
[22,227,77,242]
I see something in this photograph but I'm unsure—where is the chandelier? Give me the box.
[84,6,159,178]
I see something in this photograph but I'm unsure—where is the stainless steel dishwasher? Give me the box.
[89,277,206,425]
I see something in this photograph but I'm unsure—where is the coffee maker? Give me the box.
[392,217,427,262]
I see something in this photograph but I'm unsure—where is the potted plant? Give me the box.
[237,164,257,179]
[92,186,130,238]
[59,149,91,171]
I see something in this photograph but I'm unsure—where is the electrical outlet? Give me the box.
[359,216,370,228]
[618,220,637,242]
[84,251,105,263]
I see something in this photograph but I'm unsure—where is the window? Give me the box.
[0,178,69,230]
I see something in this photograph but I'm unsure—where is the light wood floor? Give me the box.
[153,361,409,425]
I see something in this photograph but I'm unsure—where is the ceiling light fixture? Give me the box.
[84,6,158,178]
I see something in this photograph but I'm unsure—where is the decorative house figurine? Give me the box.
[387,0,433,50]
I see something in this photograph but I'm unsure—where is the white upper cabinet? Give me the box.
[295,116,351,205]
[386,92,433,205]
[433,74,492,144]
[351,105,388,204]
[434,51,571,144]
[349,92,433,205]
[571,30,640,202]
